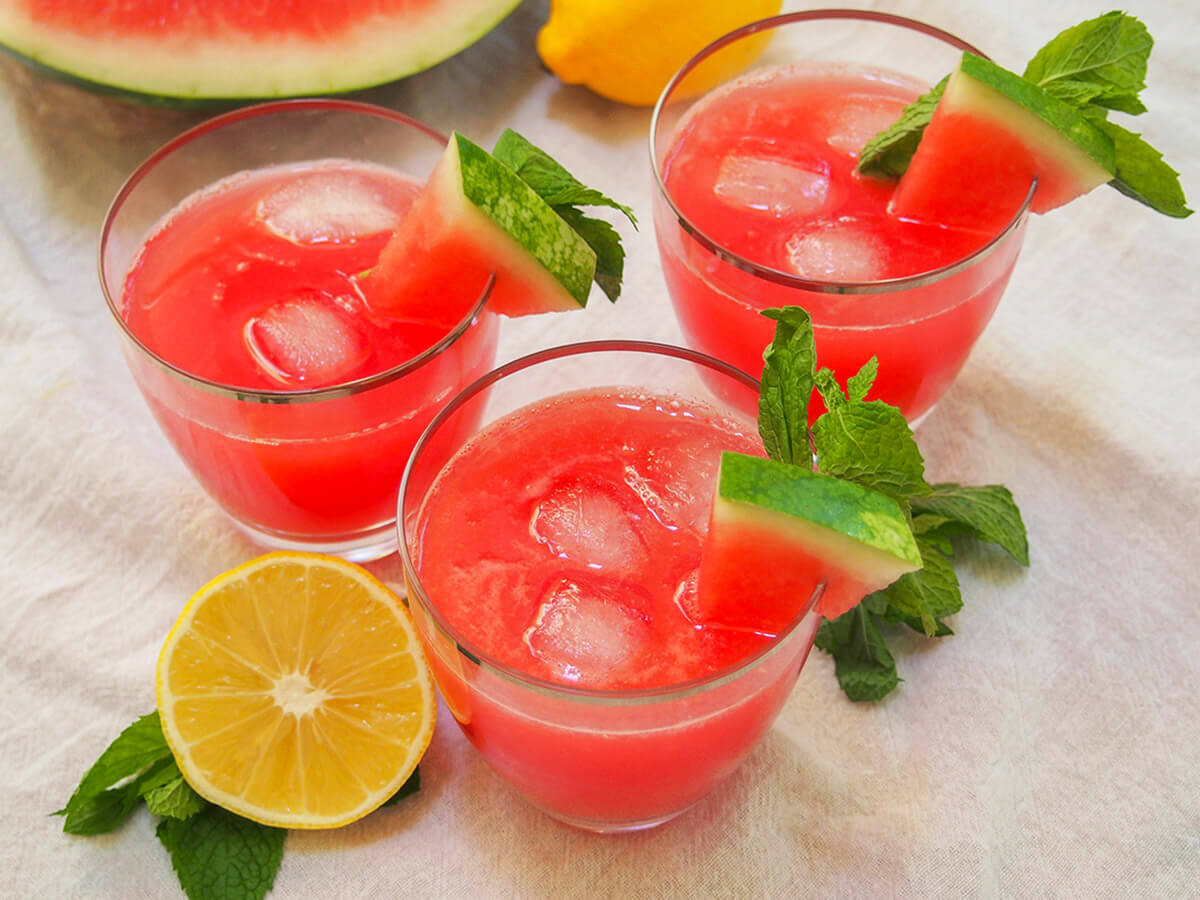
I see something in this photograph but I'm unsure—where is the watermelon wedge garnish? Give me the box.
[888,53,1116,233]
[363,131,629,327]
[695,452,922,630]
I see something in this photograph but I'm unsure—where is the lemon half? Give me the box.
[155,552,435,829]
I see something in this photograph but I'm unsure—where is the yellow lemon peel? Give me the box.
[538,0,783,107]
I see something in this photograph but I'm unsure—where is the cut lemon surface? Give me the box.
[155,552,435,830]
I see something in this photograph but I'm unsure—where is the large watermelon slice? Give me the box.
[0,1,522,101]
[362,131,598,326]
[695,452,922,630]
[889,53,1115,234]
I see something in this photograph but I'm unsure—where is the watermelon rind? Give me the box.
[450,133,596,308]
[0,1,523,102]
[947,53,1115,204]
[714,453,922,579]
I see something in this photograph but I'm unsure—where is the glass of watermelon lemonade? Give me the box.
[399,341,824,831]
[651,10,1033,425]
[100,100,500,561]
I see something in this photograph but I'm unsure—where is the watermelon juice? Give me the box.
[651,11,1031,424]
[400,343,823,831]
[101,101,499,561]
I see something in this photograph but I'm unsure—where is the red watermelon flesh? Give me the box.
[888,110,1038,236]
[696,509,897,629]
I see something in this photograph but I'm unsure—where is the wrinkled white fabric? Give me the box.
[1,1,1197,897]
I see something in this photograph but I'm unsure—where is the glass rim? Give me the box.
[98,97,494,405]
[648,8,1035,296]
[398,338,824,707]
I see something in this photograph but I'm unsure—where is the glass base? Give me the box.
[228,517,398,563]
[907,401,938,432]
[534,800,698,834]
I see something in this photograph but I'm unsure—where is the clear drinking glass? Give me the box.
[651,10,1032,425]
[100,100,500,561]
[399,341,823,832]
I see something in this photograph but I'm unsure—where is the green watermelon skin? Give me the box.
[696,453,921,630]
[889,53,1115,232]
[0,0,522,102]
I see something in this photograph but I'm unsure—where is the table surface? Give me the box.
[2,1,1197,897]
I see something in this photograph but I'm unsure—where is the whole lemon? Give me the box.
[537,0,783,107]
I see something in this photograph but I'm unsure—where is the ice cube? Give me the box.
[825,93,909,156]
[258,169,401,244]
[784,223,883,282]
[244,291,370,386]
[713,155,832,218]
[522,576,652,683]
[671,569,704,627]
[623,440,718,531]
[530,475,647,572]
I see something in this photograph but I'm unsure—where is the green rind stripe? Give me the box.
[452,133,595,306]
[958,53,1115,173]
[717,452,922,568]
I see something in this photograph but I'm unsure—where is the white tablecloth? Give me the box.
[2,1,1197,897]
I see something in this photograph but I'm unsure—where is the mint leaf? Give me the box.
[157,806,285,900]
[59,760,174,836]
[57,711,173,833]
[857,77,946,178]
[1023,12,1151,106]
[815,606,901,702]
[1093,119,1193,218]
[555,206,625,302]
[380,767,422,808]
[875,538,962,637]
[910,512,956,556]
[493,129,638,224]
[143,771,207,821]
[811,393,929,502]
[492,129,637,301]
[1093,92,1147,116]
[757,307,816,466]
[910,483,1030,564]
[846,357,878,403]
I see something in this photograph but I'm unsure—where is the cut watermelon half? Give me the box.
[889,53,1116,234]
[362,132,598,326]
[695,452,922,630]
[0,1,522,101]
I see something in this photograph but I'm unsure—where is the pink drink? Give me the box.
[401,344,823,831]
[101,102,499,560]
[416,389,768,688]
[652,13,1029,423]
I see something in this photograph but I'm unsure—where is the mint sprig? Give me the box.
[492,128,639,301]
[857,12,1190,218]
[757,307,1029,701]
[57,711,421,900]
